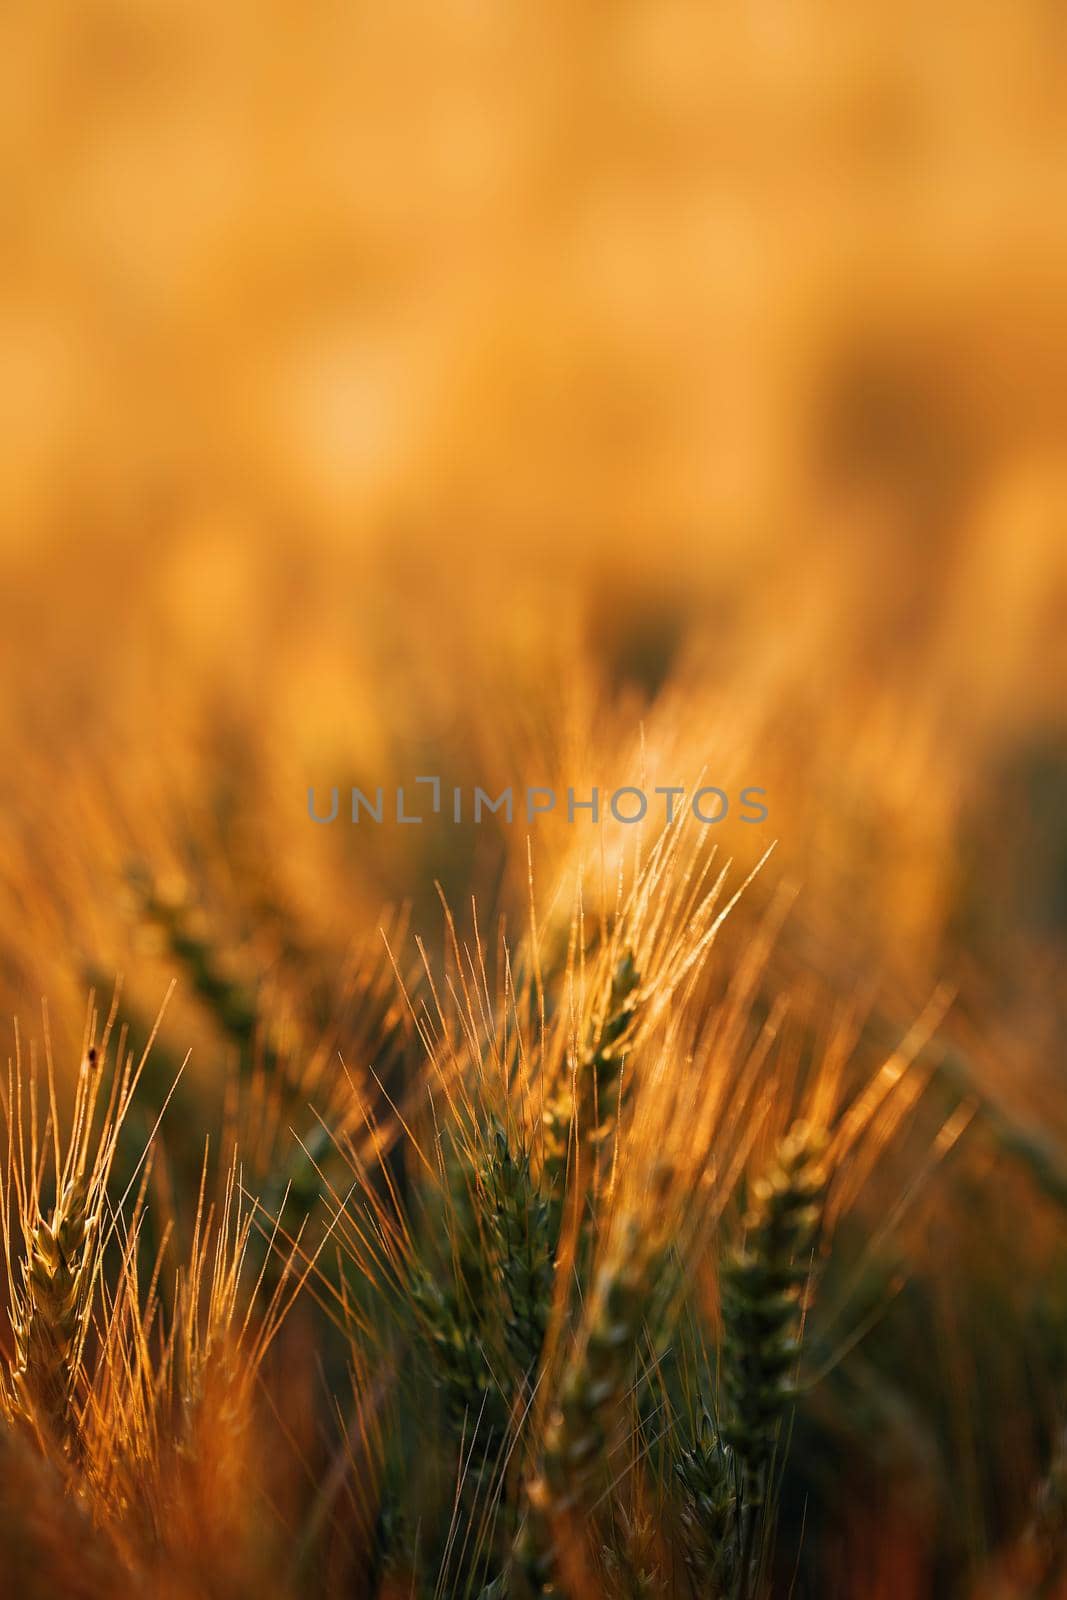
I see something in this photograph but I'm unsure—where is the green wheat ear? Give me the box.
[721,1120,828,1599]
[674,1401,739,1596]
[541,949,641,1198]
[722,1121,827,1472]
[482,1124,554,1382]
[123,864,264,1054]
[408,1260,502,1428]
[406,1252,511,1522]
[601,1500,662,1599]
[586,949,641,1140]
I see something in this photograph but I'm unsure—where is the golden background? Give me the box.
[2,1,1065,1037]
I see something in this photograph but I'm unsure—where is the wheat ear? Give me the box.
[721,1120,827,1600]
[11,1174,93,1447]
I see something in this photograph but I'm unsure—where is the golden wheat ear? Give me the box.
[3,1000,164,1457]
[11,1174,95,1449]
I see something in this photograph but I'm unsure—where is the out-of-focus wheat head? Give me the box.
[0,1005,134,1453]
[0,1000,310,1598]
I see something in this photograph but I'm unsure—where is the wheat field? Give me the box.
[2,4,1067,1597]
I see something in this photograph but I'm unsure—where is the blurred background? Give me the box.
[0,0,1065,1067]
